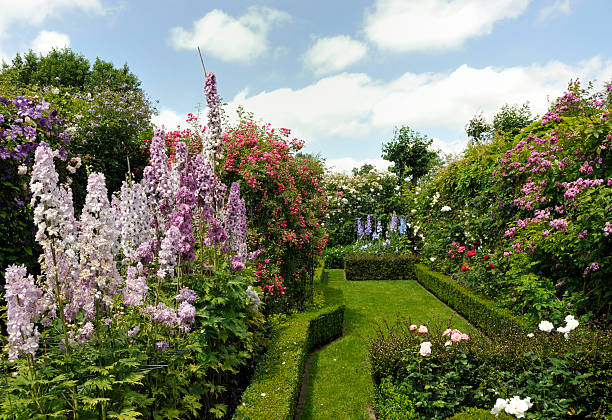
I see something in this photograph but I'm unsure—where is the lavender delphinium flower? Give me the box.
[158,226,181,279]
[175,287,197,304]
[79,172,122,305]
[143,302,179,328]
[118,180,153,262]
[357,217,364,239]
[5,265,44,361]
[204,72,222,151]
[123,263,149,307]
[177,301,196,331]
[225,182,247,261]
[169,150,197,261]
[399,216,407,235]
[365,215,372,238]
[390,214,398,233]
[143,129,175,220]
[156,340,170,352]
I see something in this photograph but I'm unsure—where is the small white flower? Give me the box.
[538,320,554,332]
[430,257,436,262]
[260,393,266,397]
[491,398,507,417]
[444,341,452,347]
[17,165,28,175]
[527,333,534,338]
[440,205,451,212]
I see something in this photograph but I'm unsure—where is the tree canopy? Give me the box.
[381,126,438,186]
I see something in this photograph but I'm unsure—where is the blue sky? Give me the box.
[1,0,611,171]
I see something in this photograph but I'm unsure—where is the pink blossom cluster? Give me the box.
[561,178,604,204]
[5,265,46,361]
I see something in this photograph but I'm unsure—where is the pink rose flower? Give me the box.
[409,324,417,331]
[461,333,470,341]
[418,325,428,334]
[442,328,452,336]
[419,341,432,356]
[451,332,462,342]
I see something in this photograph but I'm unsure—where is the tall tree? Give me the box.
[381,126,438,186]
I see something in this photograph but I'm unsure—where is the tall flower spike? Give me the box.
[143,129,175,220]
[118,180,153,262]
[5,265,44,361]
[225,182,247,259]
[79,172,121,307]
[204,72,222,150]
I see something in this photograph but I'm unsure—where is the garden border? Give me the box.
[232,303,345,420]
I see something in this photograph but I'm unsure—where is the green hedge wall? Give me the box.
[413,264,532,335]
[233,303,345,419]
[344,253,418,281]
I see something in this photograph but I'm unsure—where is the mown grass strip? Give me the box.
[300,269,475,420]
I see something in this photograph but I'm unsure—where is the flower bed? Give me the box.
[369,315,611,419]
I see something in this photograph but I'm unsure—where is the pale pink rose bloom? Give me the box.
[419,341,432,356]
[461,333,470,341]
[409,324,417,331]
[442,328,452,336]
[418,325,428,334]
[452,329,461,335]
[451,332,462,342]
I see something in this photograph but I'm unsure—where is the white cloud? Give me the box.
[303,35,367,75]
[227,56,612,145]
[364,0,531,52]
[31,30,70,55]
[430,137,468,156]
[151,107,189,132]
[327,157,391,173]
[0,0,104,59]
[539,0,572,20]
[169,6,290,63]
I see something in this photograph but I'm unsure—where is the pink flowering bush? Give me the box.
[219,114,327,311]
[369,315,611,419]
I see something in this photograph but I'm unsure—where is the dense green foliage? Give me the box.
[369,314,611,419]
[344,253,418,281]
[402,81,612,322]
[381,125,439,186]
[2,48,141,93]
[233,303,345,419]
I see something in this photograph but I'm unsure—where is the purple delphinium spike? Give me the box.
[204,72,222,150]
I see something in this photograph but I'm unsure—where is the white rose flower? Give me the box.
[490,398,507,417]
[538,320,554,332]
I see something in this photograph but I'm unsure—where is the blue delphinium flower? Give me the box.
[365,214,372,237]
[399,216,407,235]
[357,217,364,239]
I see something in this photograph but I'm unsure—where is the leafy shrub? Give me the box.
[369,315,612,419]
[220,115,327,310]
[445,407,514,419]
[322,244,355,268]
[344,253,418,281]
[233,303,345,420]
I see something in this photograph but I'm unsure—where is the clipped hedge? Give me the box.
[413,264,532,335]
[233,303,345,419]
[344,253,418,281]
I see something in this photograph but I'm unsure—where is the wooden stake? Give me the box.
[197,46,206,78]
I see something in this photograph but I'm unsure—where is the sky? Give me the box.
[1,0,611,172]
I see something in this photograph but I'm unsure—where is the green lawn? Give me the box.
[299,269,475,420]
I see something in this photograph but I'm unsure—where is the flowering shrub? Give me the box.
[219,116,327,311]
[369,315,611,419]
[0,95,71,284]
[323,167,402,247]
[0,72,267,419]
[402,80,611,321]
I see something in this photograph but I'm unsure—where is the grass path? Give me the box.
[299,269,475,420]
